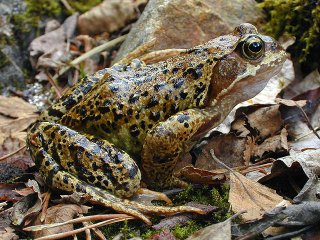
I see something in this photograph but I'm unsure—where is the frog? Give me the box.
[27,23,287,224]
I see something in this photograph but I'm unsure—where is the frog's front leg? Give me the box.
[142,108,222,189]
[27,122,204,224]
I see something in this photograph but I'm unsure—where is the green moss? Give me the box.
[68,0,103,13]
[12,0,62,32]
[172,221,203,239]
[258,0,320,73]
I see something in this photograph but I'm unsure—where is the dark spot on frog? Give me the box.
[173,78,184,89]
[124,118,129,123]
[97,175,103,181]
[179,91,188,99]
[127,109,133,116]
[150,111,160,122]
[171,67,179,74]
[141,91,148,97]
[184,122,190,128]
[140,121,146,130]
[170,103,179,114]
[63,175,69,184]
[117,103,124,110]
[146,96,159,109]
[109,85,119,93]
[162,69,169,74]
[75,183,86,193]
[48,108,64,118]
[148,124,153,129]
[129,94,140,104]
[154,82,167,92]
[177,114,190,123]
[165,94,170,100]
[64,97,77,110]
[101,123,111,133]
[129,124,140,137]
[103,180,109,188]
[92,162,99,171]
[88,175,96,183]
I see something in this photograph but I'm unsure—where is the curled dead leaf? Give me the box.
[176,166,226,185]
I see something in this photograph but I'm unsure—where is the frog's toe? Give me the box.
[135,188,173,205]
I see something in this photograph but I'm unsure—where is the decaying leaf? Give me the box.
[0,96,38,145]
[252,128,288,158]
[176,166,226,185]
[229,171,289,222]
[11,181,42,226]
[31,204,87,239]
[194,134,249,171]
[187,218,231,240]
[78,0,147,35]
[0,183,25,202]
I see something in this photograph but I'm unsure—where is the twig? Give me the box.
[40,191,51,222]
[0,145,26,162]
[60,0,74,12]
[53,35,127,80]
[24,214,133,231]
[45,70,63,98]
[295,102,320,140]
[34,216,134,240]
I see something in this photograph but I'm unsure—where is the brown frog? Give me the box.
[27,23,287,224]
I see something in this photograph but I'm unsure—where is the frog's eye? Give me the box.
[241,36,265,60]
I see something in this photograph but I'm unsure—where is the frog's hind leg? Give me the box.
[27,122,204,224]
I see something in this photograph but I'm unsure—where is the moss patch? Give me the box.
[98,185,232,239]
[258,0,320,73]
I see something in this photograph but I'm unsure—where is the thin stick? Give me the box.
[34,217,134,240]
[0,145,26,162]
[24,214,133,231]
[53,35,127,80]
[295,102,320,140]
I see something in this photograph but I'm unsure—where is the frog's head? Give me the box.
[205,23,287,110]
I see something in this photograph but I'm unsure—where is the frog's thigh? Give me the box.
[141,109,214,188]
[28,122,141,198]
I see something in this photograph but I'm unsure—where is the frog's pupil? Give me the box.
[249,41,262,52]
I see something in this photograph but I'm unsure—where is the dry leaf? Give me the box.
[0,96,38,145]
[252,128,288,158]
[195,134,248,171]
[246,105,283,140]
[78,0,147,35]
[32,204,86,239]
[11,181,42,226]
[229,171,289,221]
[187,219,231,240]
[176,166,226,185]
[0,183,25,202]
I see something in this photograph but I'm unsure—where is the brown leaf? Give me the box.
[252,128,289,158]
[246,105,283,140]
[177,166,226,185]
[11,181,42,226]
[195,134,248,171]
[0,96,38,146]
[0,183,25,202]
[0,96,37,118]
[31,204,85,239]
[187,219,231,240]
[78,0,147,35]
[229,171,289,222]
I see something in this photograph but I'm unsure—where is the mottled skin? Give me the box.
[27,24,286,224]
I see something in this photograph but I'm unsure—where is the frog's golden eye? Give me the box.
[241,36,265,60]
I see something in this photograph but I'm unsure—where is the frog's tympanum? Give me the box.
[27,23,286,224]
